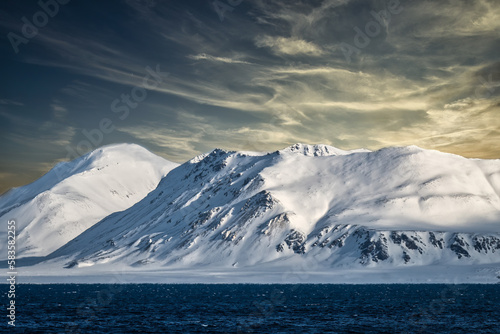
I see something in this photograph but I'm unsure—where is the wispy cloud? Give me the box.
[0,99,23,106]
[187,53,253,64]
[1,112,75,149]
[50,100,68,119]
[0,0,499,194]
[255,35,325,56]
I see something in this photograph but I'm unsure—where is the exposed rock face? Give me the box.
[281,230,306,254]
[429,232,445,249]
[309,225,500,265]
[360,235,390,264]
[450,235,471,259]
[473,236,500,253]
[390,232,424,254]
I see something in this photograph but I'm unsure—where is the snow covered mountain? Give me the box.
[0,143,178,258]
[36,143,500,279]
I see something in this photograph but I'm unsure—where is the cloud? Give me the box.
[119,121,307,161]
[50,100,68,119]
[187,53,253,64]
[1,0,499,178]
[255,35,325,56]
[251,0,351,38]
[119,126,203,162]
[402,0,500,38]
[0,99,23,106]
[371,96,500,158]
[1,112,76,149]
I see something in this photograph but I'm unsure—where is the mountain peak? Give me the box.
[280,143,367,157]
[189,148,235,164]
[82,143,158,165]
[0,143,178,258]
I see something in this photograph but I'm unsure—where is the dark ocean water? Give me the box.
[2,284,500,333]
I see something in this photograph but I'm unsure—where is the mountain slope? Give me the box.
[43,144,500,272]
[0,143,178,258]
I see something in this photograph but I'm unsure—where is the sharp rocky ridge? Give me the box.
[20,142,499,272]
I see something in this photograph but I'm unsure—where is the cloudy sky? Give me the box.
[0,0,499,194]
